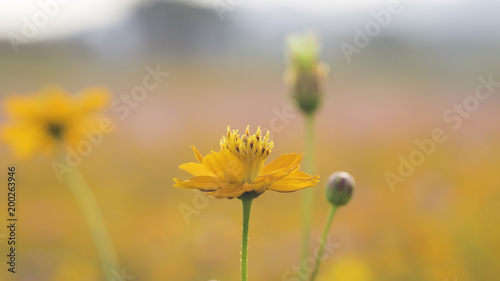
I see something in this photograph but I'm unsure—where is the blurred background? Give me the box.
[0,0,499,280]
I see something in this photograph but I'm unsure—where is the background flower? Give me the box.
[1,86,109,158]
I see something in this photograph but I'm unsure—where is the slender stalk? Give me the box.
[240,196,254,281]
[310,206,337,281]
[61,168,119,280]
[300,113,315,262]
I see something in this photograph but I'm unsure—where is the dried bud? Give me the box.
[326,171,354,207]
[285,32,329,115]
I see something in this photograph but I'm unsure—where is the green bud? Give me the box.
[326,171,354,207]
[285,32,329,115]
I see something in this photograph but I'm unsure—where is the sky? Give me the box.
[0,0,467,41]
[0,0,139,41]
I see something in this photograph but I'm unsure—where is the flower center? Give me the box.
[220,126,273,182]
[47,122,65,139]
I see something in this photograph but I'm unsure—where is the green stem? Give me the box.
[61,168,119,280]
[240,196,254,281]
[301,113,315,262]
[310,205,337,281]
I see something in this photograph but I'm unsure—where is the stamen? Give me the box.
[220,126,274,182]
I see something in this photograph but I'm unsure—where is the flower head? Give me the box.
[285,32,329,115]
[174,126,319,199]
[1,86,110,158]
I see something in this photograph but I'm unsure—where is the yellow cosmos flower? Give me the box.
[1,86,109,158]
[174,126,319,199]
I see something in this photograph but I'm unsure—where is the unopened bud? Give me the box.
[326,171,354,207]
[285,32,329,115]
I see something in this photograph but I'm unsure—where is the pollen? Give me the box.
[221,126,273,159]
[220,126,274,182]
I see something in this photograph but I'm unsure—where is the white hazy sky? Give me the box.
[0,0,139,40]
[0,0,466,41]
[192,0,466,11]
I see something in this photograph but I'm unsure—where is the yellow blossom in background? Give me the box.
[53,261,100,281]
[1,86,110,158]
[174,126,319,199]
[322,256,372,281]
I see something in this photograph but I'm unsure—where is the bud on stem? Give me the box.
[285,32,329,115]
[326,171,354,207]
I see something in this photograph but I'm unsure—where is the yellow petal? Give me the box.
[202,151,226,179]
[173,177,220,191]
[202,149,244,183]
[191,145,204,163]
[179,162,215,177]
[218,149,244,182]
[252,164,300,190]
[44,86,73,120]
[261,153,303,175]
[4,95,40,119]
[267,170,319,192]
[243,182,256,192]
[242,181,271,194]
[267,179,317,192]
[209,183,245,198]
[1,123,47,158]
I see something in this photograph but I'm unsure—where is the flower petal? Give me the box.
[4,94,45,119]
[267,170,319,192]
[191,145,204,163]
[209,183,245,199]
[179,162,215,177]
[261,153,303,175]
[251,170,289,192]
[173,177,220,191]
[202,149,244,183]
[44,86,73,120]
[1,123,48,158]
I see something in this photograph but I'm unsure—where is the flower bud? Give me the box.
[326,171,354,207]
[285,32,329,115]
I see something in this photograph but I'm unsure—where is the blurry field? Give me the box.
[0,57,499,281]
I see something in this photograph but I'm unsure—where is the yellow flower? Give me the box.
[174,126,319,199]
[1,86,109,158]
[322,256,372,281]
